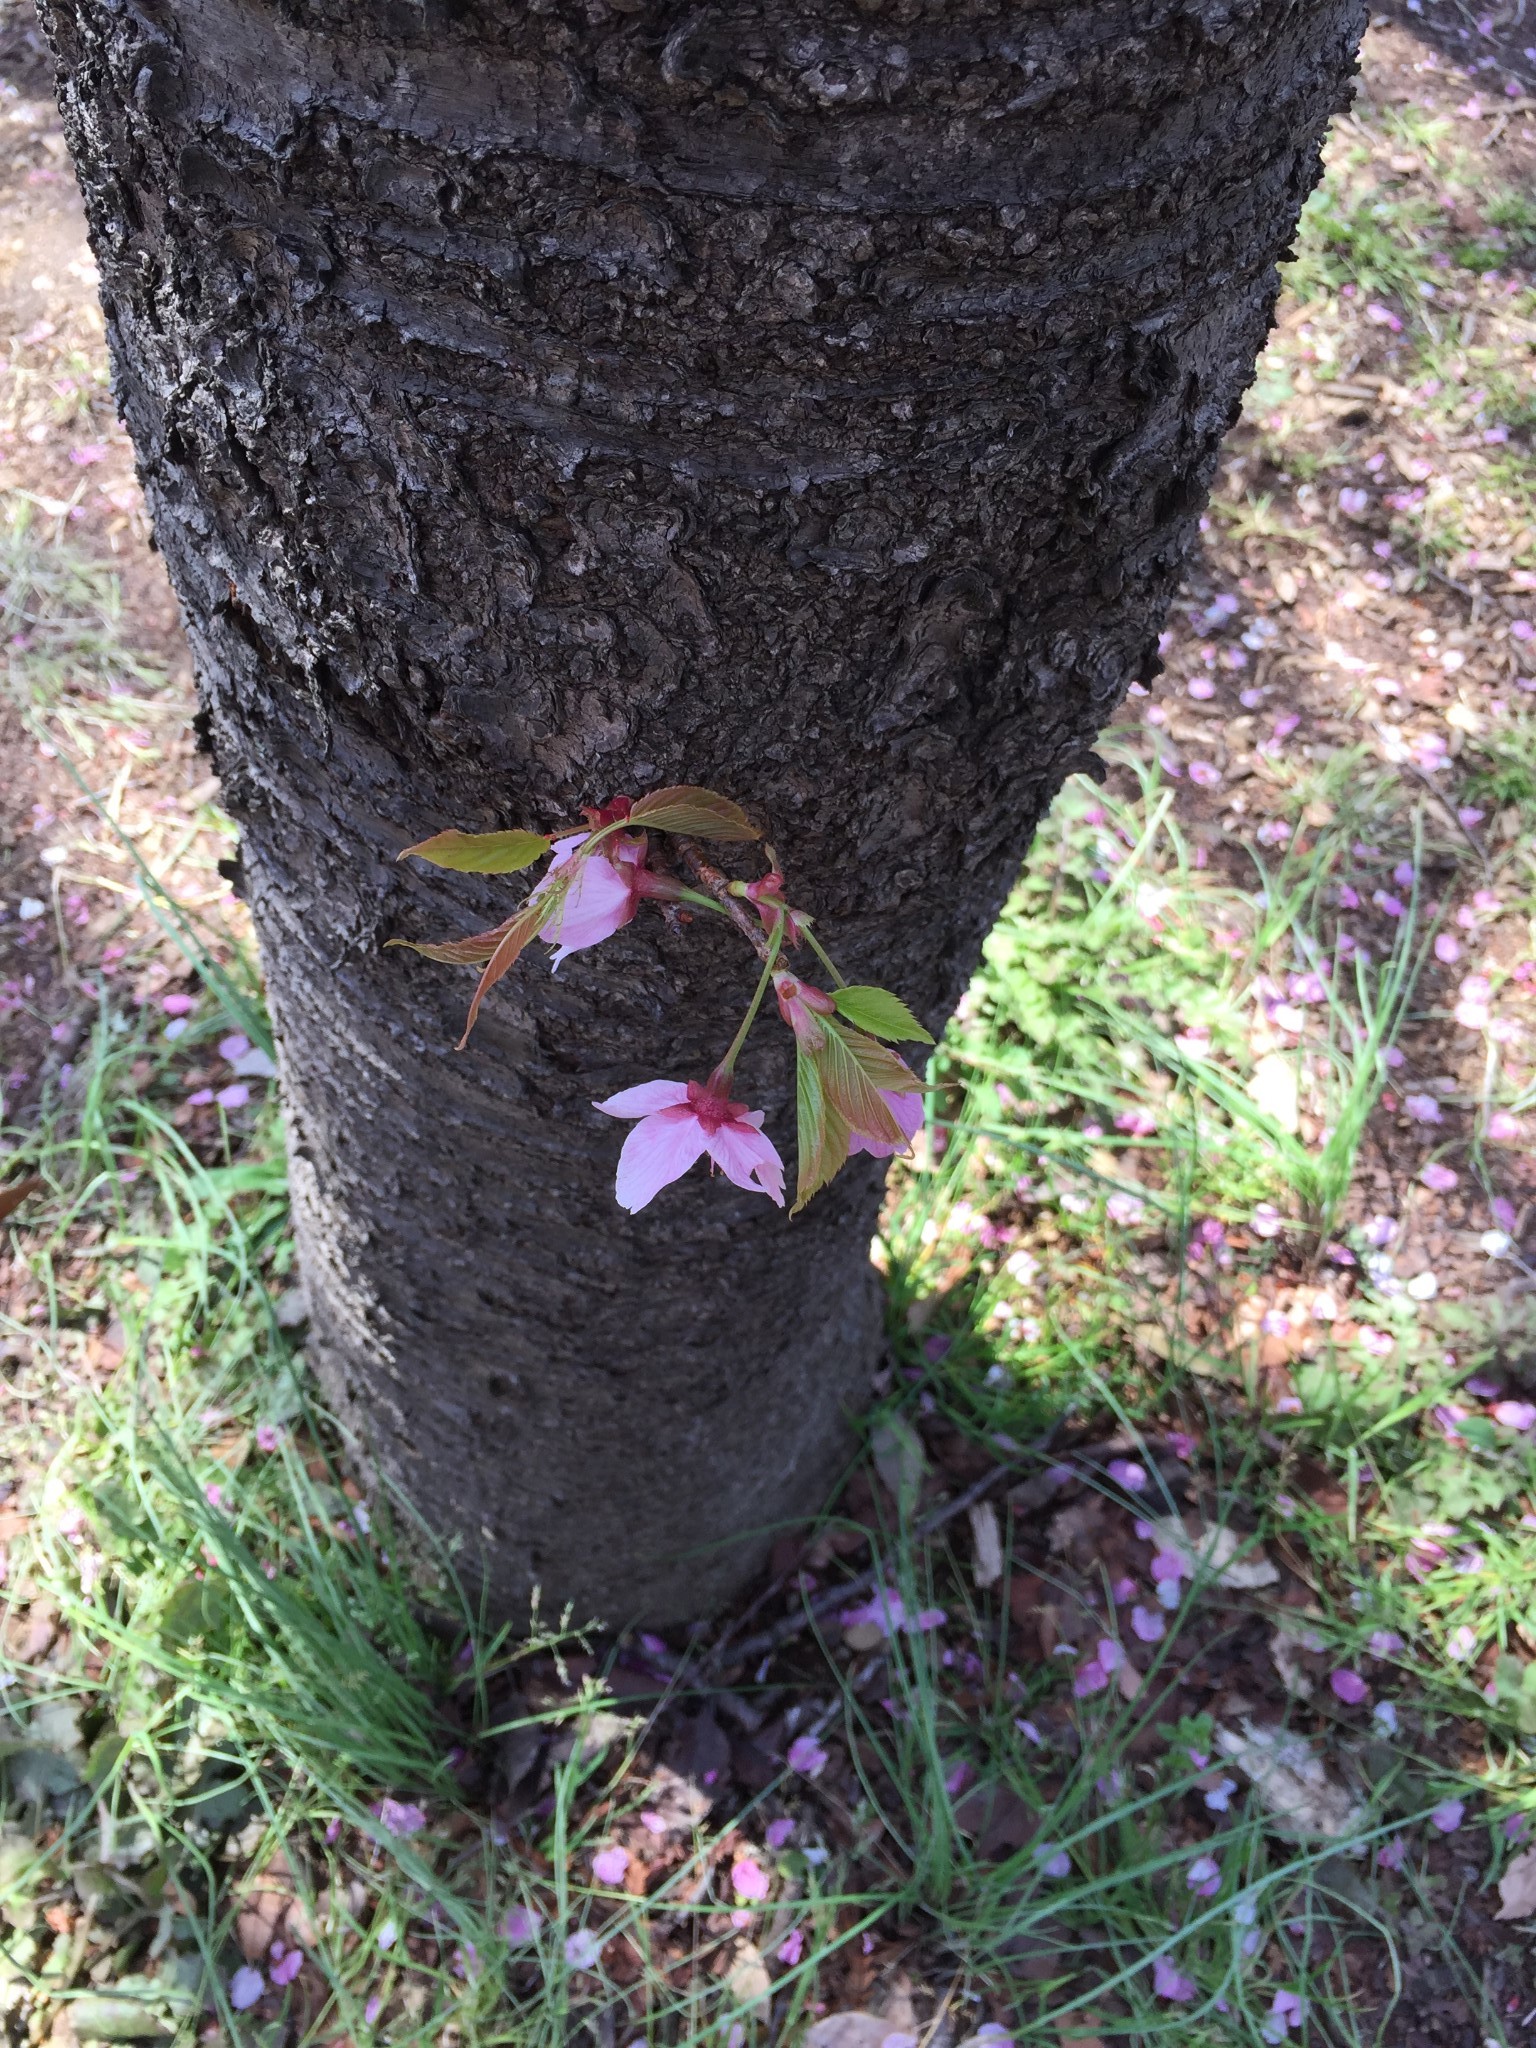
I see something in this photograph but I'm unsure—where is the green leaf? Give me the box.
[839,1022,922,1097]
[832,984,934,1044]
[457,898,557,1047]
[398,828,551,873]
[628,786,759,840]
[792,1046,850,1215]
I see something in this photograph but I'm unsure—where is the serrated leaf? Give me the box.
[817,1025,908,1150]
[628,785,759,840]
[457,898,557,1047]
[839,1023,922,1098]
[385,915,524,967]
[398,828,551,873]
[792,1046,850,1214]
[832,984,934,1044]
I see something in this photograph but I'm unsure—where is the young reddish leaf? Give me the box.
[385,918,521,967]
[831,985,934,1045]
[839,1024,922,1098]
[627,787,759,841]
[817,1024,909,1150]
[792,1047,850,1215]
[456,896,559,1048]
[398,828,551,873]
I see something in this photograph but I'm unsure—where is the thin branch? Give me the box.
[675,838,774,964]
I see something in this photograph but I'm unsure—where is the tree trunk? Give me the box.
[39,0,1364,1626]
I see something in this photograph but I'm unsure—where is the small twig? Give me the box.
[675,838,773,963]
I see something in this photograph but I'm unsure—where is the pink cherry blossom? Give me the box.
[1488,1111,1520,1141]
[534,832,644,968]
[1494,1401,1536,1431]
[776,1927,805,1965]
[1131,1604,1165,1642]
[270,1948,303,1987]
[1430,1798,1465,1832]
[1186,1853,1220,1897]
[1107,1459,1147,1492]
[765,1817,794,1849]
[730,1857,770,1902]
[1073,1658,1109,1698]
[594,1077,784,1211]
[591,1845,629,1886]
[1330,1669,1369,1704]
[502,1906,542,1944]
[1152,1957,1196,2002]
[1403,1094,1442,1124]
[1188,761,1221,788]
[1377,1836,1407,1870]
[1420,1162,1458,1193]
[787,1734,828,1776]
[1368,1630,1404,1657]
[1434,933,1461,964]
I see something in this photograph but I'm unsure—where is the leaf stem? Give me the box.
[717,923,784,1080]
[803,926,849,990]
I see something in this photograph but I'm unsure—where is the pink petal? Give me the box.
[704,1117,786,1204]
[539,852,636,967]
[594,1079,692,1119]
[613,1110,709,1211]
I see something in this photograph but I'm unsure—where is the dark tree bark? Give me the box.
[40,0,1364,1625]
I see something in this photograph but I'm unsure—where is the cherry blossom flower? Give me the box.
[1368,1630,1404,1657]
[1106,1459,1147,1492]
[1263,1990,1307,2042]
[787,1734,828,1776]
[502,1906,542,1944]
[1430,1798,1465,1832]
[1250,1202,1283,1239]
[1373,1700,1400,1735]
[776,1928,805,1965]
[731,1857,770,1902]
[1377,1836,1408,1871]
[1488,1110,1521,1141]
[255,1423,282,1453]
[1403,1094,1442,1124]
[1073,1657,1110,1698]
[1330,1669,1369,1705]
[1456,806,1484,829]
[1419,1162,1458,1193]
[1036,1844,1071,1878]
[1115,1106,1158,1136]
[1188,761,1221,788]
[1106,1191,1145,1227]
[1131,1604,1165,1643]
[1167,1430,1195,1460]
[1494,1400,1536,1431]
[533,832,647,969]
[594,1077,784,1211]
[1204,1776,1237,1813]
[230,1966,264,2011]
[270,1946,303,1987]
[564,1929,601,1971]
[377,1798,427,1837]
[591,1845,629,1886]
[1187,1854,1221,1897]
[1454,973,1492,1030]
[1446,1627,1477,1663]
[1151,1957,1197,2002]
[765,1817,795,1849]
[1434,933,1461,964]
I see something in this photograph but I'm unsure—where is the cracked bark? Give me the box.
[39,0,1365,1624]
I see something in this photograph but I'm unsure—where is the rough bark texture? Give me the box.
[40,0,1365,1625]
